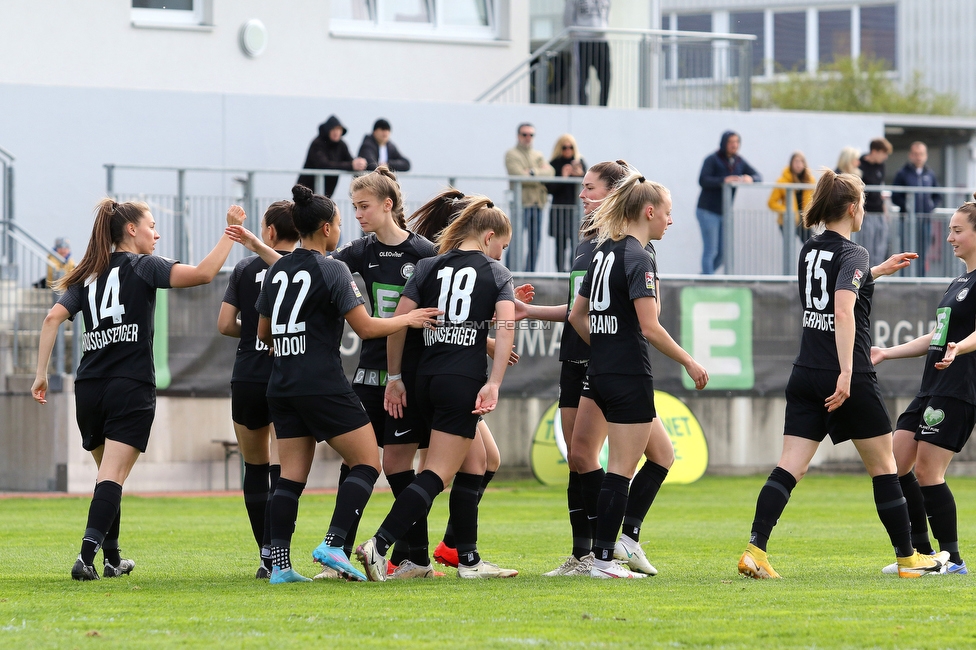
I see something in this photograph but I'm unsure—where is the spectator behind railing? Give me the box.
[547,134,586,271]
[767,152,815,242]
[505,123,554,272]
[696,130,761,274]
[859,138,893,265]
[564,0,612,106]
[297,115,367,198]
[33,236,75,289]
[834,146,862,177]
[893,141,943,273]
[357,118,411,172]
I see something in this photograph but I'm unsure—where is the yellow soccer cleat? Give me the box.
[897,550,947,578]
[738,544,782,579]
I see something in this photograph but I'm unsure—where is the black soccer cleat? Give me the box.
[255,565,271,579]
[72,558,100,581]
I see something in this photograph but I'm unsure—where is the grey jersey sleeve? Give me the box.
[222,258,247,307]
[402,256,435,304]
[56,283,85,318]
[130,254,176,289]
[332,236,368,273]
[489,259,515,303]
[836,245,870,294]
[626,246,658,301]
[321,257,366,316]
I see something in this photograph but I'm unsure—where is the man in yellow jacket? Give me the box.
[505,123,554,271]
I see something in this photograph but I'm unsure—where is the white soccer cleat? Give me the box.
[543,555,583,577]
[590,559,646,579]
[389,560,434,579]
[613,537,658,576]
[457,560,518,579]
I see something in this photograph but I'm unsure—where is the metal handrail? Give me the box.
[475,26,756,103]
[0,220,67,267]
[0,145,13,163]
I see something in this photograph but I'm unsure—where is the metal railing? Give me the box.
[0,219,75,378]
[104,164,587,274]
[477,27,755,111]
[720,182,974,277]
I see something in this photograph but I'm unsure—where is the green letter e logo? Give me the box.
[680,287,754,390]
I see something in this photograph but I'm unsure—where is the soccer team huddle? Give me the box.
[32,159,976,583]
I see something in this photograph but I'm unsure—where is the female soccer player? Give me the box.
[357,196,518,581]
[871,195,976,576]
[331,166,439,578]
[218,200,299,579]
[568,170,709,579]
[253,185,439,584]
[737,170,944,580]
[33,198,247,580]
[405,190,525,572]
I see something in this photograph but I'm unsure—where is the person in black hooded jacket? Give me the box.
[357,119,411,172]
[696,130,761,274]
[297,115,366,197]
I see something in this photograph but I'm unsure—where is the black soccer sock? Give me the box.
[324,464,378,551]
[592,473,630,562]
[376,470,445,557]
[579,467,606,543]
[872,473,913,558]
[102,505,122,567]
[621,461,669,544]
[451,473,484,567]
[899,471,934,555]
[749,466,797,552]
[269,478,306,570]
[261,464,281,569]
[441,522,456,549]
[336,463,361,557]
[478,470,496,503]
[387,470,419,566]
[567,471,591,559]
[243,462,271,550]
[80,480,123,566]
[922,482,962,564]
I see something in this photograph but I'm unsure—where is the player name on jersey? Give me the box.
[802,310,835,332]
[589,314,618,334]
[82,323,140,352]
[423,323,479,347]
[273,334,306,357]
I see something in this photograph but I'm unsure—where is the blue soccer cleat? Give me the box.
[313,542,367,582]
[946,560,968,575]
[269,566,311,584]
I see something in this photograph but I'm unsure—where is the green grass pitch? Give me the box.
[2,475,975,648]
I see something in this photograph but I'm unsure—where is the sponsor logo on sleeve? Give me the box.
[645,272,654,289]
[351,281,362,298]
[852,268,863,289]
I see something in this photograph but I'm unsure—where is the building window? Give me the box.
[861,4,897,70]
[729,11,764,77]
[818,9,851,66]
[131,0,209,27]
[774,11,806,72]
[332,0,496,39]
[676,13,713,79]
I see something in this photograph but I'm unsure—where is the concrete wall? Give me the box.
[6,381,976,493]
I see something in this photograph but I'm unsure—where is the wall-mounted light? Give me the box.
[240,19,267,57]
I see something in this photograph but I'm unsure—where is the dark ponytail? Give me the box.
[803,170,864,229]
[263,200,299,243]
[55,198,149,292]
[291,184,337,237]
[409,188,470,240]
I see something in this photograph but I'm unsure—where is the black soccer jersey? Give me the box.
[793,230,874,372]
[917,269,976,404]
[222,252,290,383]
[333,232,438,374]
[402,249,515,381]
[578,236,658,376]
[255,248,365,397]
[57,251,175,385]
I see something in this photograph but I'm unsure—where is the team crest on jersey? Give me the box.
[852,268,863,289]
[645,272,654,289]
[350,281,362,298]
[401,262,415,279]
[957,288,969,301]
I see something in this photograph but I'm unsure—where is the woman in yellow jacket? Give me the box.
[768,152,816,241]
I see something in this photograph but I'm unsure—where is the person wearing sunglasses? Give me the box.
[505,123,554,272]
[548,134,587,271]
